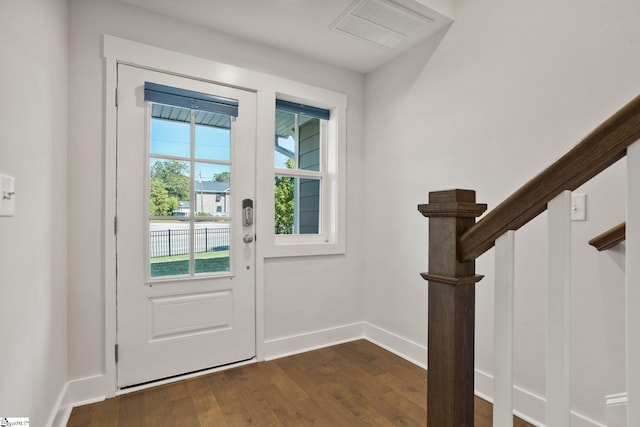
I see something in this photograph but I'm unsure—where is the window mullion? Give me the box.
[189,110,196,276]
[320,120,328,238]
[294,113,300,234]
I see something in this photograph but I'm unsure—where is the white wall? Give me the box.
[0,0,68,425]
[364,0,640,424]
[68,0,365,382]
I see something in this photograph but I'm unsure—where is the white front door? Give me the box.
[116,64,256,388]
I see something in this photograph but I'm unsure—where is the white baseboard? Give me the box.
[47,381,70,427]
[606,392,627,427]
[47,375,107,427]
[475,369,607,427]
[263,322,365,361]
[55,325,615,427]
[263,321,427,367]
[475,369,545,426]
[66,375,106,407]
[363,322,427,369]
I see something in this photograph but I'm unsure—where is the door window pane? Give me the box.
[195,112,231,161]
[148,93,237,279]
[150,104,190,158]
[194,220,230,274]
[149,159,190,216]
[150,219,191,278]
[194,163,230,216]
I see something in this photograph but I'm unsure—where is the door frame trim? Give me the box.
[103,36,268,397]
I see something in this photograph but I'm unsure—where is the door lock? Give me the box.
[242,199,253,226]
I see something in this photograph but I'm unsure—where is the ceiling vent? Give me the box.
[331,0,434,48]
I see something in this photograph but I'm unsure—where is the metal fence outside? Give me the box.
[150,227,230,258]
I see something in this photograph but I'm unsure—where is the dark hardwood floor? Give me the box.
[68,340,533,426]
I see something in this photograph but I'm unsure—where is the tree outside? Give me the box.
[149,178,178,216]
[275,158,295,234]
[149,160,190,216]
[213,171,230,182]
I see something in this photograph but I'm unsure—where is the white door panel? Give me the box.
[116,65,256,387]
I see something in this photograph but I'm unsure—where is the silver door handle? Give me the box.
[243,234,254,243]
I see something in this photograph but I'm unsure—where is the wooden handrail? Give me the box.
[460,95,640,262]
[589,222,626,251]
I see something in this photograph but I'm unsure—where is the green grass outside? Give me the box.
[151,250,230,277]
[151,250,229,263]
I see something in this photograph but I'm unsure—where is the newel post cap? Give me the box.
[418,189,487,218]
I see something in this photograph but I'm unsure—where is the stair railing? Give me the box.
[418,95,640,426]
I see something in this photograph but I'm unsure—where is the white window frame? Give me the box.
[261,92,346,257]
[274,110,327,236]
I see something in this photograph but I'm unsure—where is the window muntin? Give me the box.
[148,102,232,278]
[274,106,326,235]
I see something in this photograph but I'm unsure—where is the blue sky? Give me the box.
[150,118,231,180]
[275,135,295,169]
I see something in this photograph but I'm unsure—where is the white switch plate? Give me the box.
[571,193,586,221]
[0,174,15,217]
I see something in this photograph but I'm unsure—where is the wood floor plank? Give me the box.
[67,340,536,427]
[90,394,121,427]
[325,353,423,426]
[265,364,310,401]
[186,377,229,427]
[273,354,362,426]
[65,403,95,427]
[117,390,144,426]
[321,380,398,426]
[205,369,254,427]
[233,370,283,426]
[143,386,174,427]
[380,389,426,426]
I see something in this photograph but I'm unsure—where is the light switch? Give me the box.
[0,174,15,217]
[571,193,586,221]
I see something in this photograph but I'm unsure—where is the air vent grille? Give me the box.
[331,0,434,48]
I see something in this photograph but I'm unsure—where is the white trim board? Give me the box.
[47,381,70,427]
[606,393,628,427]
[363,322,427,369]
[263,322,364,361]
[265,321,426,366]
[46,375,106,427]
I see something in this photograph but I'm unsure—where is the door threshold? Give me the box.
[116,357,256,395]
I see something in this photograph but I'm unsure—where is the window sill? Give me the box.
[264,235,345,258]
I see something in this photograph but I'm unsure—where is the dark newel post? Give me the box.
[418,189,487,426]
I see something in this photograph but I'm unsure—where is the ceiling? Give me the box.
[117,0,454,74]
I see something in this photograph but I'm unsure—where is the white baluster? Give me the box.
[546,190,572,426]
[494,230,515,427]
[627,140,640,425]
